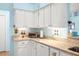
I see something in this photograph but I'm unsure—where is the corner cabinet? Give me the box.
[34,8,45,28]
[34,4,52,28]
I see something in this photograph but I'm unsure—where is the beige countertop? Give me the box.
[14,36,79,56]
[32,38,79,56]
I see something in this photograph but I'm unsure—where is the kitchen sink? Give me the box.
[68,46,79,53]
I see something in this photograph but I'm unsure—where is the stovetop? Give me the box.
[68,46,79,53]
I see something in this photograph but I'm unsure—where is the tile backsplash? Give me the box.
[52,27,68,38]
[16,27,68,39]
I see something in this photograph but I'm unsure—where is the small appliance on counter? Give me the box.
[28,32,40,38]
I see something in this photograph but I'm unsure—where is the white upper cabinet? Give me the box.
[24,11,34,28]
[38,8,45,28]
[14,9,34,28]
[44,5,51,27]
[34,4,51,28]
[14,10,25,28]
[14,3,68,28]
[34,11,39,28]
[51,4,68,27]
[34,8,45,28]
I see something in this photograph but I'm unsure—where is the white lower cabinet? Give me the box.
[36,43,49,56]
[29,40,37,56]
[14,40,75,56]
[60,51,74,56]
[49,47,74,56]
[14,40,32,56]
[14,40,37,56]
[49,47,60,56]
[14,40,50,56]
[16,47,27,56]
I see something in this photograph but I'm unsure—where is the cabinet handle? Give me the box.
[52,52,57,56]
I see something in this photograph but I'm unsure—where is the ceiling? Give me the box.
[13,3,49,11]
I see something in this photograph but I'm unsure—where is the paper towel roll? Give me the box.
[40,30,43,38]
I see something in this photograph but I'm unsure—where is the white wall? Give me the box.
[14,3,49,11]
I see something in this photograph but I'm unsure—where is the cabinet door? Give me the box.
[30,40,37,56]
[50,47,60,56]
[16,47,27,56]
[60,51,74,56]
[14,10,25,28]
[44,5,51,27]
[14,41,32,56]
[34,5,52,28]
[14,41,27,56]
[24,11,34,28]
[39,8,45,28]
[37,43,49,56]
[51,4,67,27]
[34,11,39,28]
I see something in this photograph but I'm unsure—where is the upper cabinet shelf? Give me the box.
[13,3,49,11]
